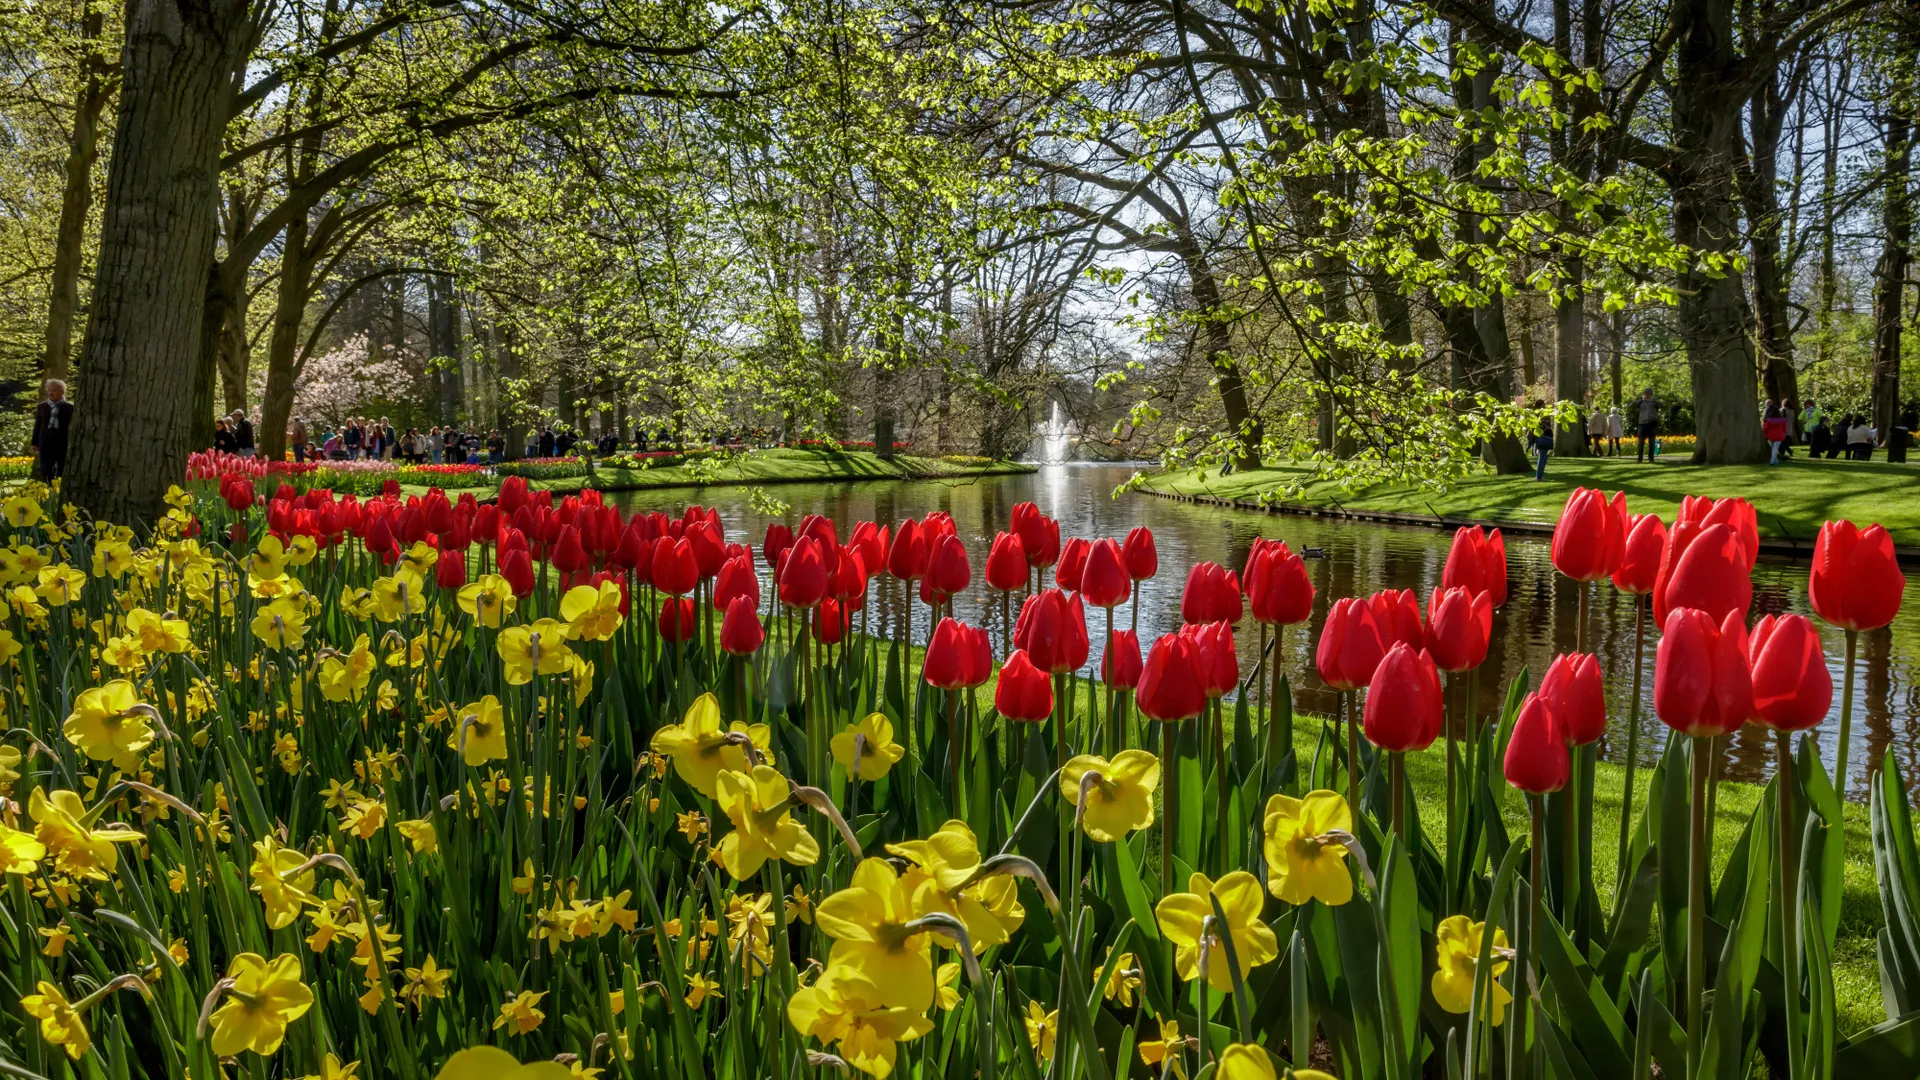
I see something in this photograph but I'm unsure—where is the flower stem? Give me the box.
[1835,628,1858,802]
[1687,735,1709,1080]
[1618,596,1647,880]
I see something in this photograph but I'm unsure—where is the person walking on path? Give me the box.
[230,411,256,458]
[1634,388,1659,462]
[29,379,74,482]
[1585,405,1608,455]
[1532,406,1554,481]
[1606,406,1623,455]
[290,417,309,462]
[1763,400,1790,464]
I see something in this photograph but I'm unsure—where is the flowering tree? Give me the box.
[251,335,419,429]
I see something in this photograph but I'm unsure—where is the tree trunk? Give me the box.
[43,5,110,382]
[68,0,254,525]
[430,274,462,425]
[1550,0,1587,456]
[258,217,313,463]
[215,282,250,416]
[1743,73,1801,411]
[1666,0,1766,464]
[1871,106,1913,439]
[1177,231,1262,468]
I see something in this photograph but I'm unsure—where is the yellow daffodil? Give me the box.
[126,607,192,654]
[339,798,387,839]
[21,980,87,1059]
[432,1046,572,1080]
[813,858,936,1012]
[1154,871,1279,993]
[1059,750,1160,842]
[250,837,316,930]
[935,962,962,1010]
[1432,915,1512,1026]
[676,810,708,842]
[30,788,141,880]
[369,571,427,621]
[62,680,155,762]
[400,542,439,576]
[252,598,309,650]
[40,922,72,956]
[208,952,315,1056]
[1261,790,1354,907]
[1,821,45,874]
[396,818,437,854]
[712,765,820,880]
[786,885,814,924]
[248,535,289,580]
[403,955,453,1005]
[648,693,771,797]
[1138,1019,1186,1079]
[449,696,508,766]
[1024,1001,1059,1061]
[456,574,518,627]
[497,619,574,685]
[286,534,318,566]
[787,966,934,1078]
[887,819,1024,953]
[318,636,376,703]
[831,712,905,782]
[494,989,547,1035]
[1103,949,1142,1006]
[298,1052,361,1080]
[559,580,625,640]
[685,973,721,1008]
[35,564,88,606]
[3,494,43,527]
[1213,1043,1331,1080]
[0,627,21,665]
[726,892,776,973]
[7,584,47,619]
[593,890,638,934]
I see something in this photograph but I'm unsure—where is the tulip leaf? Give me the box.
[1534,997,1602,1080]
[1632,963,1688,1080]
[1377,836,1420,1068]
[1834,1008,1920,1070]
[1537,910,1632,1076]
[1703,785,1773,1080]
[1870,751,1920,1020]
[1803,885,1836,1080]
[1596,848,1658,1004]
[1109,838,1160,943]
[1654,734,1692,1007]
[1798,735,1846,950]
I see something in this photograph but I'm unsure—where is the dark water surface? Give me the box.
[609,463,1920,797]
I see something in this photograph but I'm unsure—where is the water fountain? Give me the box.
[1036,400,1074,463]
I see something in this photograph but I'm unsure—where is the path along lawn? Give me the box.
[1144,455,1920,547]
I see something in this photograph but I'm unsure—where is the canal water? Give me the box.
[608,462,1920,797]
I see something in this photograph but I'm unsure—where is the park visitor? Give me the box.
[1606,406,1622,455]
[1801,399,1821,442]
[1531,407,1553,481]
[1763,400,1789,464]
[1845,415,1875,460]
[1585,406,1608,455]
[28,378,74,482]
[1634,388,1659,462]
[230,410,255,457]
[289,416,309,461]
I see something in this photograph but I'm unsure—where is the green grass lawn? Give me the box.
[531,448,1033,495]
[1145,456,1920,548]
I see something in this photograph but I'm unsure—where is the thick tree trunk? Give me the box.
[1667,0,1766,464]
[1743,75,1801,411]
[429,274,462,425]
[1550,0,1587,456]
[68,0,254,524]
[258,218,313,463]
[43,7,110,382]
[1871,108,1912,439]
[1177,232,1262,468]
[215,286,250,416]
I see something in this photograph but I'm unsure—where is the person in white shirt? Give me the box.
[1606,407,1623,455]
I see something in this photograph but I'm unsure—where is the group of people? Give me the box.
[1792,400,1916,463]
[292,420,511,465]
[1532,388,1666,479]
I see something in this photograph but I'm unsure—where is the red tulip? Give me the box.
[1246,540,1314,625]
[1682,496,1759,570]
[832,548,868,606]
[551,525,591,574]
[985,531,1028,591]
[886,518,928,580]
[1011,502,1060,568]
[714,554,760,610]
[650,537,698,597]
[1551,487,1626,583]
[498,475,529,515]
[1316,597,1388,691]
[994,649,1055,721]
[1504,693,1569,794]
[1137,633,1208,721]
[1102,628,1143,689]
[364,515,397,561]
[812,599,852,645]
[1013,588,1089,673]
[687,519,728,579]
[720,595,765,655]
[779,536,830,609]
[1367,588,1424,650]
[1123,526,1158,581]
[1080,539,1131,609]
[1654,607,1752,739]
[1055,537,1090,593]
[763,523,794,569]
[434,549,468,590]
[921,511,956,544]
[926,534,971,601]
[848,521,888,573]
[1424,586,1492,673]
[798,515,840,560]
[1808,520,1905,632]
[1181,562,1244,625]
[221,477,255,512]
[925,618,992,689]
[1539,652,1606,746]
[1612,513,1667,595]
[1748,613,1831,731]
[658,597,698,643]
[1363,643,1444,752]
[1442,525,1509,608]
[500,548,536,598]
[1184,621,1239,698]
[1653,522,1752,626]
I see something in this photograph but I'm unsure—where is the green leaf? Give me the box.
[1834,1009,1920,1070]
[1537,912,1631,1076]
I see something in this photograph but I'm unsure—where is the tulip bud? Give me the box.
[1654,607,1752,739]
[1504,693,1569,794]
[1442,525,1508,608]
[1180,562,1244,625]
[551,524,591,574]
[1551,487,1626,583]
[1424,586,1491,673]
[1123,526,1158,581]
[500,548,536,598]
[1102,628,1143,689]
[720,594,765,655]
[1055,537,1090,593]
[658,597,698,643]
[994,649,1055,721]
[1316,597,1387,691]
[778,536,830,609]
[1612,513,1667,595]
[812,598,851,645]
[1653,522,1752,627]
[1539,652,1606,746]
[1809,520,1904,632]
[1137,633,1208,721]
[763,523,795,569]
[434,549,468,590]
[651,537,698,597]
[1184,621,1238,698]
[1080,538,1132,609]
[714,554,760,610]
[1364,643,1444,752]
[1748,613,1831,731]
[985,531,1029,592]
[886,518,928,581]
[925,618,980,689]
[926,534,971,600]
[1246,541,1314,625]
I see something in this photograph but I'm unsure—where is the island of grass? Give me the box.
[1143,456,1920,552]
[521,446,1035,495]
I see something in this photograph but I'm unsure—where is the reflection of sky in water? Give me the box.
[610,463,1920,799]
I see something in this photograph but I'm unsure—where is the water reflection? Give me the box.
[608,463,1917,798]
